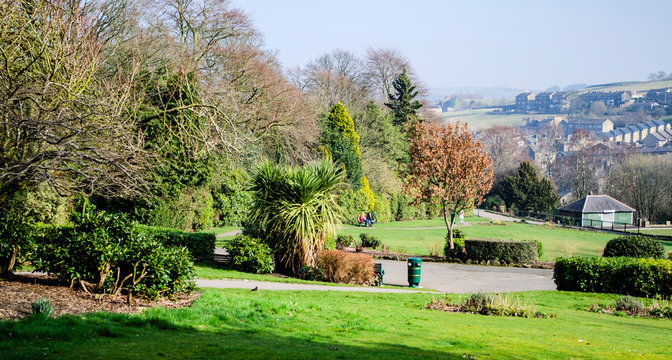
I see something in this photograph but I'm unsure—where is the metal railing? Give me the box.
[490,208,642,234]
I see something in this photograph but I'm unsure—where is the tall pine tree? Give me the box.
[385,68,422,127]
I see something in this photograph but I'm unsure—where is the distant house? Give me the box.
[516,92,536,112]
[558,195,635,227]
[579,91,632,107]
[564,118,613,136]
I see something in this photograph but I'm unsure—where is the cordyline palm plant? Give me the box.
[249,161,346,275]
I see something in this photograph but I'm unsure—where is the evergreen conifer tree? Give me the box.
[385,68,423,127]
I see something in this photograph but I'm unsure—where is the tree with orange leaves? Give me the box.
[406,121,494,249]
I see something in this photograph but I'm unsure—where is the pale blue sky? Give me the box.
[231,0,671,90]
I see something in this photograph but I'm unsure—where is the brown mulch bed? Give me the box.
[0,274,199,320]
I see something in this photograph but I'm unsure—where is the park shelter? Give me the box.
[558,195,635,227]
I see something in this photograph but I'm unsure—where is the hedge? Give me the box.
[603,235,664,258]
[464,239,538,264]
[553,257,672,298]
[139,225,215,261]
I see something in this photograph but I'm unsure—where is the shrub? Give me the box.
[317,250,374,284]
[299,266,324,281]
[31,211,195,300]
[614,296,644,312]
[553,257,672,298]
[464,239,538,264]
[603,235,664,259]
[359,233,381,248]
[444,231,466,260]
[31,298,53,318]
[227,236,274,274]
[139,226,215,261]
[335,234,354,249]
[0,211,35,273]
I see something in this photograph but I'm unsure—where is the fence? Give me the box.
[494,208,642,234]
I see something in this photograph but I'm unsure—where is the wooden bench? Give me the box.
[373,263,384,286]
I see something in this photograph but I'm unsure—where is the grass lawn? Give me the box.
[628,228,672,237]
[2,289,670,359]
[339,216,672,261]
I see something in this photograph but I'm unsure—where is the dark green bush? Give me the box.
[0,211,35,273]
[299,265,324,281]
[444,230,466,259]
[31,211,195,300]
[464,239,538,264]
[553,257,672,298]
[140,225,215,261]
[335,234,354,249]
[227,235,274,274]
[603,235,664,259]
[359,233,381,248]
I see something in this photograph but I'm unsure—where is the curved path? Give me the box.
[197,259,555,294]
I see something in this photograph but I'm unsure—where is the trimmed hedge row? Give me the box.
[464,239,539,264]
[553,257,672,298]
[139,225,215,261]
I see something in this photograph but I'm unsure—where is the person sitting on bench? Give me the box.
[358,212,366,226]
[366,212,375,227]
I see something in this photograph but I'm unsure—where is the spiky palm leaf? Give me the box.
[249,161,345,274]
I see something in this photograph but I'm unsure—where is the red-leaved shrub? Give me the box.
[317,250,374,284]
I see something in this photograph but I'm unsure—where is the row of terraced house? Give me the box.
[514,89,672,113]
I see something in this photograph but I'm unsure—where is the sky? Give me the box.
[229,0,671,92]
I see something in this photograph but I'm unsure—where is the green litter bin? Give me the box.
[407,257,421,288]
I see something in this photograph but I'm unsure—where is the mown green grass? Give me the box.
[338,217,672,261]
[628,228,672,236]
[1,289,670,359]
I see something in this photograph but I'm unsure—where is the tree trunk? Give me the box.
[443,201,454,250]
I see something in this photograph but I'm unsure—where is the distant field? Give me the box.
[578,78,672,93]
[439,109,531,130]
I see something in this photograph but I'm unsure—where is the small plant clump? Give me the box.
[426,293,554,318]
[335,234,354,249]
[30,298,53,318]
[586,296,672,319]
[359,233,381,248]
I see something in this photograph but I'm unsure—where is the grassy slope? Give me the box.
[578,79,672,93]
[339,217,672,261]
[439,109,529,130]
[1,289,670,359]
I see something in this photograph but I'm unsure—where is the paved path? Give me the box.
[476,209,544,225]
[198,259,556,294]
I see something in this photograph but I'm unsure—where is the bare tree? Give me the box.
[291,49,368,112]
[0,1,147,203]
[607,154,672,223]
[477,126,527,180]
[363,48,422,102]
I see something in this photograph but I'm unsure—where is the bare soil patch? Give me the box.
[0,274,199,320]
